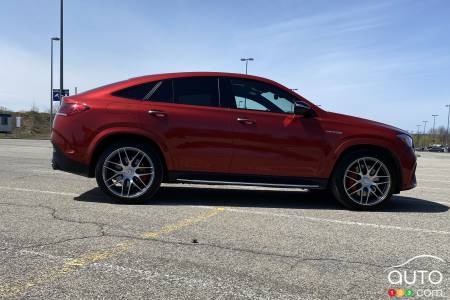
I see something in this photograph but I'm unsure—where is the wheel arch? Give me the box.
[88,132,170,181]
[330,144,402,193]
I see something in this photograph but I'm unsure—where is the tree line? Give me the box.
[412,126,449,147]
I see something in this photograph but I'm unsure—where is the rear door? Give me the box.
[116,76,234,173]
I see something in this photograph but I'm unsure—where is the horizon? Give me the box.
[1,0,450,132]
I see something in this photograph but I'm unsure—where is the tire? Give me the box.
[330,150,396,210]
[95,141,163,204]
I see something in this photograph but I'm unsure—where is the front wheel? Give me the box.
[95,142,163,203]
[331,150,395,210]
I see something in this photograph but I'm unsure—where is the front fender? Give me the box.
[320,135,398,178]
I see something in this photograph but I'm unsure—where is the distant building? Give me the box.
[0,113,12,133]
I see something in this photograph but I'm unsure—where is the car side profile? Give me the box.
[51,72,417,210]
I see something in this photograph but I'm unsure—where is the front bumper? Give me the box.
[52,144,90,177]
[401,161,417,191]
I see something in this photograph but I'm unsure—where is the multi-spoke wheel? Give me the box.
[95,142,163,203]
[331,150,395,210]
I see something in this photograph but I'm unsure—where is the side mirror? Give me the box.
[294,101,311,115]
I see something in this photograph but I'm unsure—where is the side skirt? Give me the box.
[167,171,327,189]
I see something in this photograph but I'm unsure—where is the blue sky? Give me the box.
[0,0,449,131]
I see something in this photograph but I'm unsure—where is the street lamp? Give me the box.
[422,120,428,135]
[422,120,428,148]
[445,105,450,146]
[50,37,60,128]
[431,114,438,143]
[60,0,64,105]
[416,124,422,148]
[240,58,254,74]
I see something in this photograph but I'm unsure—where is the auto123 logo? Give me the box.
[385,255,448,298]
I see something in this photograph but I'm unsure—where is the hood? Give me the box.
[324,112,409,135]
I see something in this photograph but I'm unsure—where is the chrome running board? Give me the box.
[176,179,320,189]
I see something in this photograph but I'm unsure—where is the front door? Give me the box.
[221,77,326,178]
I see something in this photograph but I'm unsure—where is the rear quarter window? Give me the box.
[112,80,172,102]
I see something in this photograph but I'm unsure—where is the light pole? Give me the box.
[60,0,64,105]
[240,58,254,74]
[422,120,428,148]
[416,124,422,148]
[432,114,438,144]
[446,105,450,146]
[50,37,60,128]
[422,120,428,134]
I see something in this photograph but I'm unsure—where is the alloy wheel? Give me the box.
[102,147,155,198]
[343,157,391,206]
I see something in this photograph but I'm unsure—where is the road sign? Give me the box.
[52,89,69,101]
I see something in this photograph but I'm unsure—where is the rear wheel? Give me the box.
[95,142,163,203]
[331,150,395,210]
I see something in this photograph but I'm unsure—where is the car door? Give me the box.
[221,77,326,178]
[114,76,234,173]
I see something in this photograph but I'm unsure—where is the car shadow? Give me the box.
[73,185,449,213]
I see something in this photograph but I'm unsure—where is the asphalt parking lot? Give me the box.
[0,139,449,299]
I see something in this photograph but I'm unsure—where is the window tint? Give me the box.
[147,80,172,102]
[173,77,219,107]
[228,78,295,113]
[113,80,172,102]
[1,117,7,125]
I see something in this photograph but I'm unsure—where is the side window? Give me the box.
[112,80,172,102]
[173,77,219,107]
[228,78,295,113]
[147,80,172,102]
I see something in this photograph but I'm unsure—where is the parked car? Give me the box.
[427,144,445,152]
[51,72,417,210]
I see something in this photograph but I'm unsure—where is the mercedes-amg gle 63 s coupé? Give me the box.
[51,72,416,210]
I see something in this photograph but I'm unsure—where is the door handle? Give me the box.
[148,110,167,118]
[237,117,255,125]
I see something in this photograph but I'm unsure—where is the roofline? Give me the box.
[127,72,274,82]
[77,71,322,112]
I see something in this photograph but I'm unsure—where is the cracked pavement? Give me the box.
[0,139,449,299]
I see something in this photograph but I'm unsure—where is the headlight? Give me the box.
[397,133,413,148]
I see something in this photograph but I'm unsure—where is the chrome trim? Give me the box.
[176,179,320,189]
[237,117,255,125]
[325,130,343,135]
[144,81,162,100]
[148,110,166,117]
[237,117,250,122]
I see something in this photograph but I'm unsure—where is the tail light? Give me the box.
[56,102,90,116]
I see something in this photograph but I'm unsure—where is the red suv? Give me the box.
[51,72,416,209]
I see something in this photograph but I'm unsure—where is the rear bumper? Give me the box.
[52,143,90,177]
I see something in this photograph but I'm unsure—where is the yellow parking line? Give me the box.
[0,207,225,298]
[142,207,224,238]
